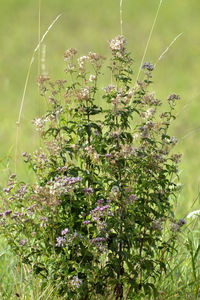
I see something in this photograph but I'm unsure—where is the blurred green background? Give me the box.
[0,0,199,216]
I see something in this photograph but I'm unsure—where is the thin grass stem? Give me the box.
[120,0,123,36]
[179,127,200,141]
[38,0,41,76]
[14,14,62,172]
[135,0,163,84]
[154,32,183,67]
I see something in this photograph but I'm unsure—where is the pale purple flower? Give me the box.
[178,219,186,226]
[142,62,155,71]
[56,236,66,247]
[4,210,12,216]
[22,152,31,161]
[103,85,116,94]
[129,194,138,202]
[99,205,110,211]
[9,173,16,180]
[90,237,106,244]
[48,176,82,196]
[82,187,94,194]
[11,212,20,219]
[40,217,48,222]
[168,94,180,101]
[97,199,104,205]
[61,228,69,235]
[89,204,111,220]
[19,239,27,246]
[71,276,83,288]
[83,220,90,225]
[3,187,12,194]
[17,185,27,196]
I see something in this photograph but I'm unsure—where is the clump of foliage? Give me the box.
[0,36,185,299]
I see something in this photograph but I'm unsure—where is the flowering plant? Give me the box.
[0,35,185,299]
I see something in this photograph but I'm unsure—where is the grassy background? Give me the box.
[0,0,200,215]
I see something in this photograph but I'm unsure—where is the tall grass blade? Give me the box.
[15,14,62,172]
[135,0,163,83]
[155,32,183,67]
[120,0,123,35]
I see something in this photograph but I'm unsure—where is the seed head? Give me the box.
[109,35,127,53]
[141,62,155,71]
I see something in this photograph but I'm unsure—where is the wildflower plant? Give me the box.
[0,35,185,299]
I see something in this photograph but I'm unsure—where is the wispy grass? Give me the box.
[14,13,62,173]
[156,223,200,299]
[135,0,163,83]
[120,0,123,35]
[1,231,199,299]
[0,239,61,299]
[155,32,183,67]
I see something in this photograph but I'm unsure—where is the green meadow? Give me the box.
[0,0,200,298]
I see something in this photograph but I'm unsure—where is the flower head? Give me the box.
[178,219,186,226]
[83,220,90,225]
[19,239,27,246]
[61,228,69,235]
[141,62,155,71]
[82,187,94,194]
[71,276,83,288]
[64,48,77,60]
[109,35,127,53]
[56,236,66,247]
[4,210,12,216]
[89,74,96,82]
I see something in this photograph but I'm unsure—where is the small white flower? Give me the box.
[88,52,99,61]
[141,108,155,120]
[78,55,88,70]
[109,35,126,52]
[111,186,119,194]
[187,210,200,219]
[66,63,75,72]
[89,74,96,82]
[33,118,46,131]
[78,87,90,100]
[132,133,139,140]
[170,136,178,145]
[127,88,135,97]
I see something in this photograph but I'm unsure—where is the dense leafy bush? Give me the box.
[0,36,185,299]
